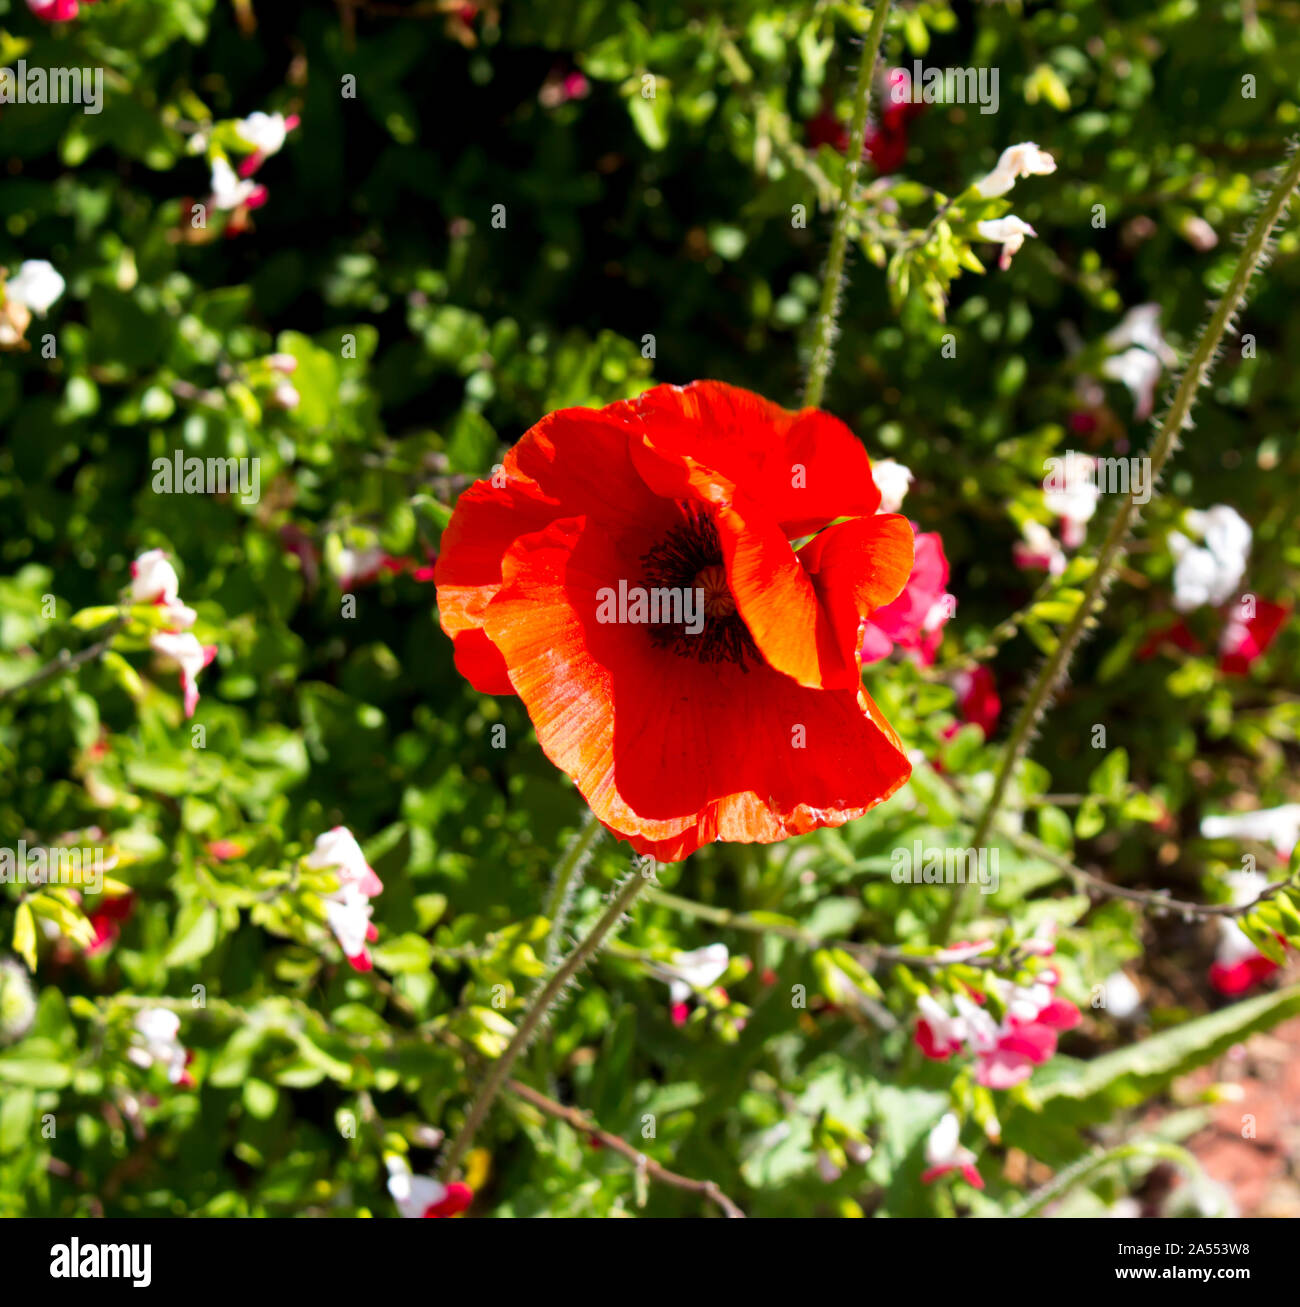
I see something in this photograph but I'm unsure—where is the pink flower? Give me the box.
[976,215,1037,270]
[1137,617,1204,661]
[130,549,180,605]
[205,840,244,861]
[149,631,217,717]
[280,524,321,589]
[86,893,134,957]
[950,666,1000,740]
[652,944,730,1023]
[28,0,91,21]
[921,1113,983,1188]
[304,827,383,970]
[235,112,301,178]
[1209,953,1278,997]
[386,1158,473,1218]
[335,545,390,590]
[861,527,953,665]
[914,971,1081,1089]
[130,549,197,629]
[1013,519,1066,576]
[1206,870,1286,996]
[1218,600,1289,676]
[210,157,268,213]
[915,994,964,1059]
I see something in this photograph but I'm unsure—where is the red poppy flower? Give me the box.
[435,381,915,861]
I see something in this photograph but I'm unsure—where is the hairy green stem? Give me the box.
[1005,1141,1199,1219]
[540,811,601,970]
[438,866,651,1180]
[939,142,1300,941]
[802,1,892,409]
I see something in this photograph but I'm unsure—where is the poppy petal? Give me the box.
[483,515,911,861]
[630,381,881,536]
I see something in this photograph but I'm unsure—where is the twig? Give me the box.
[504,1078,745,1218]
[0,621,124,701]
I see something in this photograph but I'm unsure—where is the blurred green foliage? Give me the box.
[0,0,1297,1218]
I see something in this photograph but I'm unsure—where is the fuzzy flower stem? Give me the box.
[540,810,601,970]
[1005,1141,1199,1220]
[802,0,893,410]
[939,142,1300,942]
[438,863,652,1180]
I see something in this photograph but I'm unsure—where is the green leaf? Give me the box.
[165,904,219,968]
[1089,748,1129,802]
[0,1039,73,1089]
[371,933,434,975]
[1007,984,1300,1145]
[69,606,121,631]
[12,903,36,972]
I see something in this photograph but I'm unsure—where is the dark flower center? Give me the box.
[640,503,756,668]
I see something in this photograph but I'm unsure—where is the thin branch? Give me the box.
[0,621,124,701]
[504,1078,744,1218]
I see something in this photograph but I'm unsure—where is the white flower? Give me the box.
[6,259,65,315]
[324,883,375,960]
[976,215,1037,270]
[305,827,383,968]
[924,1112,980,1174]
[335,545,386,590]
[656,943,729,1004]
[1043,452,1099,545]
[916,993,964,1052]
[385,1156,468,1218]
[1101,305,1177,419]
[1013,519,1067,576]
[973,142,1057,199]
[130,549,180,604]
[1201,806,1300,860]
[1168,505,1251,611]
[1181,215,1218,252]
[128,1008,188,1084]
[1102,970,1142,1021]
[271,379,301,410]
[149,631,217,717]
[236,111,290,156]
[305,826,383,895]
[871,459,913,514]
[1105,304,1177,365]
[1102,347,1164,420]
[210,156,261,211]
